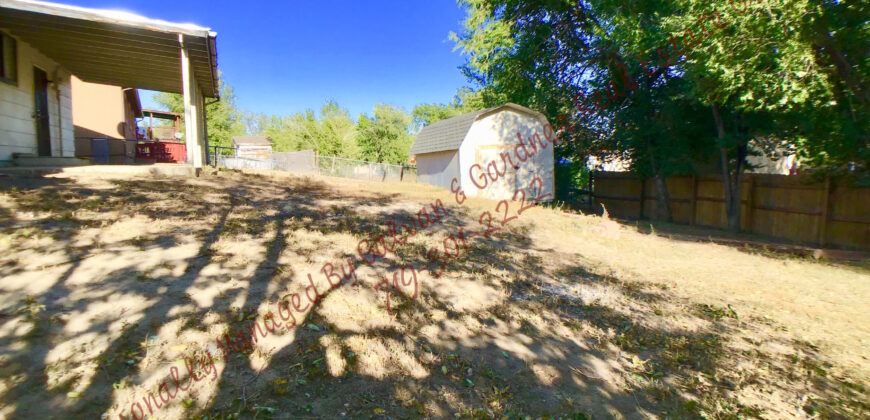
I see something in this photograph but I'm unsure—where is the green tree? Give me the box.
[450,0,618,196]
[356,104,414,164]
[257,101,359,158]
[411,88,490,130]
[452,0,868,231]
[607,75,717,221]
[319,101,359,159]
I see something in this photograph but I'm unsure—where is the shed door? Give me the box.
[476,146,519,200]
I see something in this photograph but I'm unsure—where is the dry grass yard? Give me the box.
[0,169,867,419]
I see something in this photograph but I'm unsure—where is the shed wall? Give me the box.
[416,150,459,190]
[458,110,554,201]
[0,30,74,163]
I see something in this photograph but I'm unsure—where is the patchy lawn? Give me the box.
[0,168,867,419]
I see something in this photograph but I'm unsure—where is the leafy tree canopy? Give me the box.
[410,87,492,130]
[356,104,414,164]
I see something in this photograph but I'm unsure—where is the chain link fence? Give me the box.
[315,155,416,182]
[211,147,416,183]
[216,154,277,170]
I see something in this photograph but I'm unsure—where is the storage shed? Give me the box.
[232,136,273,159]
[410,103,555,201]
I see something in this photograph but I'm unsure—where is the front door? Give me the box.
[33,67,51,156]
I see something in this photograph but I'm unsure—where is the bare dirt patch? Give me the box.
[0,168,867,419]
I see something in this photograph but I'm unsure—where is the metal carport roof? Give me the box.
[0,0,219,98]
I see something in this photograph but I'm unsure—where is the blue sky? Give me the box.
[62,0,472,119]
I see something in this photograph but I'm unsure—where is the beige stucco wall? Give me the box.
[71,75,137,141]
[0,30,74,162]
[458,109,555,201]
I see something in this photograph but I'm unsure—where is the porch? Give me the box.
[0,0,219,174]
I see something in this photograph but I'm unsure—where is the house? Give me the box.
[409,103,555,201]
[0,0,219,172]
[232,136,273,159]
[587,142,798,175]
[70,76,143,164]
[141,109,183,141]
[587,155,631,172]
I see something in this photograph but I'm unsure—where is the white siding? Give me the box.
[0,30,74,163]
[458,109,554,201]
[416,150,459,190]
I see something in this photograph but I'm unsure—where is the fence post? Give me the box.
[400,165,405,182]
[639,177,646,220]
[818,176,831,247]
[689,175,698,225]
[587,171,594,214]
[745,174,755,232]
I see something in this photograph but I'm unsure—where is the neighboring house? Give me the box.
[141,109,183,141]
[746,142,799,175]
[0,0,219,170]
[232,136,273,159]
[70,76,143,163]
[410,103,554,201]
[587,155,632,172]
[587,144,798,175]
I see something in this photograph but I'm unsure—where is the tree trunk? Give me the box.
[645,138,673,222]
[813,40,870,167]
[652,172,673,222]
[649,162,673,222]
[815,40,870,108]
[712,103,745,232]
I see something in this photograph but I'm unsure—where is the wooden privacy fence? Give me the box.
[590,171,870,250]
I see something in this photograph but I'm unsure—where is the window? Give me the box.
[0,32,17,85]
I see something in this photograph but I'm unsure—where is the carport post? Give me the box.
[179,34,204,174]
[197,89,208,166]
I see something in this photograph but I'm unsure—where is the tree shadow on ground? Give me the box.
[0,171,866,420]
[627,218,870,272]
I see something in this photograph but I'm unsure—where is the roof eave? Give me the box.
[0,0,220,98]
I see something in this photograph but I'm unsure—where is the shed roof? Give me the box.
[0,0,219,97]
[409,103,547,156]
[232,136,273,146]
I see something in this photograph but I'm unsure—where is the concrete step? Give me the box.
[0,163,195,177]
[12,156,91,167]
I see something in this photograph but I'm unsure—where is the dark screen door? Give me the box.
[33,67,51,157]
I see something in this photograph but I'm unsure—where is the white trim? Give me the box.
[0,0,216,37]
